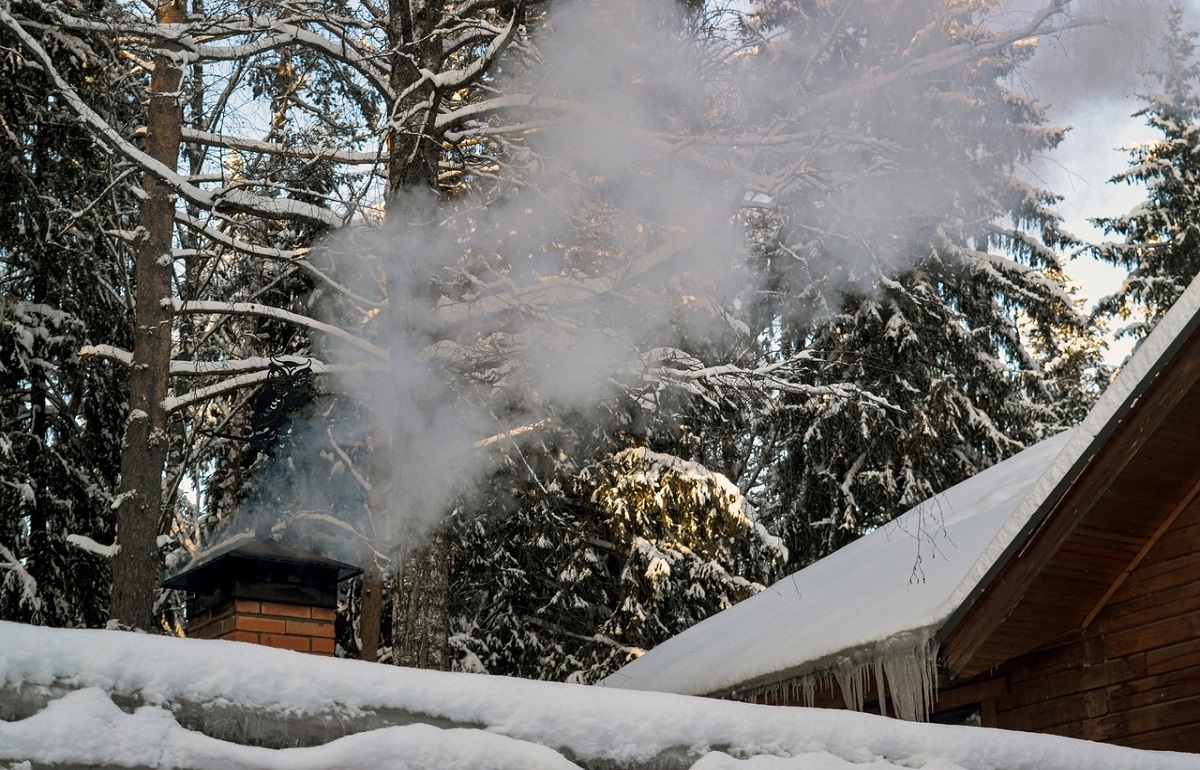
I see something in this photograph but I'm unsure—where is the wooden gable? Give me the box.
[936,322,1200,751]
[942,323,1200,679]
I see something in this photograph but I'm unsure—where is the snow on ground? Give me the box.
[1,621,1197,769]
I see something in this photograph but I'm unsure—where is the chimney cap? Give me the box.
[162,537,363,592]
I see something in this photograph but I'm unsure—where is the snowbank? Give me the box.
[0,621,1195,769]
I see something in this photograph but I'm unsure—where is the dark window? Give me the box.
[930,703,982,727]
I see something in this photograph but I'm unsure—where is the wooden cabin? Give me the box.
[603,279,1200,753]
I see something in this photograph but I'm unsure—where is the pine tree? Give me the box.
[448,409,786,684]
[429,0,1098,678]
[0,0,139,625]
[1090,4,1200,342]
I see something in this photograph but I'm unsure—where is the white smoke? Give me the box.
[224,0,1163,567]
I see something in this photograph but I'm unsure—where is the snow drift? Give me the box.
[0,621,1196,769]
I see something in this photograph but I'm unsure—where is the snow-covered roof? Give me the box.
[0,621,1194,770]
[599,430,1072,703]
[601,272,1200,705]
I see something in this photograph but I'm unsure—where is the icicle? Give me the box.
[873,657,887,718]
[733,630,940,722]
[879,635,939,722]
[833,662,868,712]
[798,674,819,708]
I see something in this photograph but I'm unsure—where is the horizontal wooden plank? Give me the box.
[1115,550,1200,597]
[1000,658,1143,710]
[1070,527,1152,551]
[1086,695,1200,743]
[1121,722,1200,752]
[1143,636,1200,676]
[996,690,1098,734]
[1055,538,1142,567]
[1102,612,1200,660]
[1125,509,1200,565]
[1001,637,1093,685]
[1105,664,1200,713]
[1098,581,1200,635]
[933,677,1007,711]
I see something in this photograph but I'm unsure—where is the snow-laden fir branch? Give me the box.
[65,535,121,559]
[163,361,389,413]
[79,344,132,366]
[639,348,899,411]
[0,543,41,612]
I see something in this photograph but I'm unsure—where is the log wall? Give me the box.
[757,495,1200,752]
[977,495,1200,752]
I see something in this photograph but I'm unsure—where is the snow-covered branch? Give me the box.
[180,127,386,165]
[49,7,394,100]
[172,212,382,308]
[0,543,40,612]
[163,361,389,413]
[173,300,389,360]
[0,9,345,229]
[79,344,133,366]
[639,348,898,411]
[430,10,518,92]
[65,535,120,559]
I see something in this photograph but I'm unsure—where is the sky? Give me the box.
[1020,0,1200,361]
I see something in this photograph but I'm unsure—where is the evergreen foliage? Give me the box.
[449,413,785,684]
[0,0,139,625]
[0,0,1105,685]
[739,0,1102,563]
[1089,5,1200,343]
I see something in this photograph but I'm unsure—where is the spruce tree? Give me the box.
[0,0,139,626]
[1090,5,1200,342]
[436,0,1099,678]
[735,0,1102,563]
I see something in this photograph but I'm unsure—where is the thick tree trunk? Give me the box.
[387,0,443,193]
[109,0,186,630]
[375,0,452,669]
[358,564,383,661]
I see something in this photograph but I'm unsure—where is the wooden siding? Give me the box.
[754,495,1200,751]
[960,494,1200,752]
[943,326,1200,679]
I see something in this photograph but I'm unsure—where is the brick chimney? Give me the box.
[163,539,362,656]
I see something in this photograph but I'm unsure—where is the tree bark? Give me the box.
[109,0,186,630]
[358,564,383,661]
[377,0,452,669]
[386,0,443,194]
